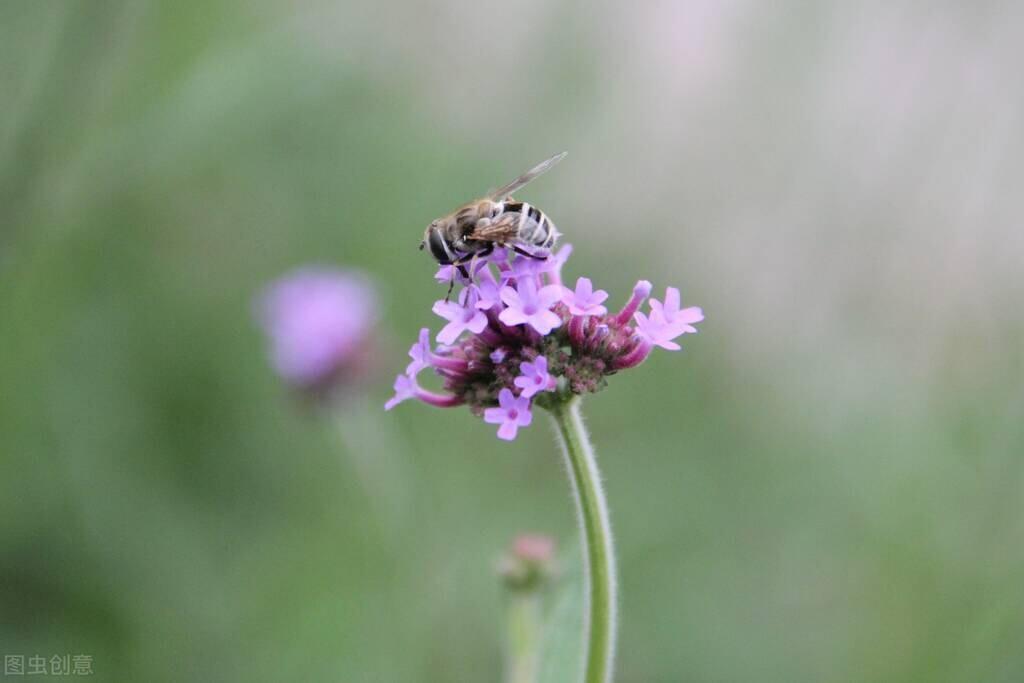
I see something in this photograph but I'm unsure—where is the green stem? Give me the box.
[505,592,543,683]
[548,397,617,683]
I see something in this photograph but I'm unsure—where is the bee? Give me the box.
[421,152,567,294]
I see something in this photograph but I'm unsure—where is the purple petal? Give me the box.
[499,285,522,309]
[499,307,529,327]
[496,421,519,440]
[528,310,562,335]
[385,374,416,410]
[436,320,466,345]
[497,388,516,410]
[432,300,461,322]
[484,407,506,425]
[537,284,565,309]
[466,310,488,334]
[678,306,704,324]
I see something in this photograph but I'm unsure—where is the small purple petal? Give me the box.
[634,310,682,350]
[474,268,504,311]
[405,328,433,375]
[385,374,417,410]
[648,288,704,336]
[544,244,573,286]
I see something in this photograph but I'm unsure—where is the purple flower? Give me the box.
[649,287,704,334]
[484,389,533,441]
[514,355,556,398]
[562,277,608,316]
[511,252,549,280]
[433,288,488,344]
[384,373,417,411]
[634,309,686,350]
[257,267,377,389]
[435,259,486,285]
[406,328,432,375]
[499,277,563,334]
[385,240,703,440]
[473,267,504,311]
[542,244,573,285]
[385,368,464,410]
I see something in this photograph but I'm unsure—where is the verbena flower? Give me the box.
[514,355,556,398]
[433,287,488,344]
[385,246,703,440]
[257,267,378,394]
[562,277,609,316]
[484,388,533,441]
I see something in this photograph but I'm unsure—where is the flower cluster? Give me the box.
[385,246,703,440]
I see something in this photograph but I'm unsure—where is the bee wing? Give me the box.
[487,151,568,200]
[467,214,520,242]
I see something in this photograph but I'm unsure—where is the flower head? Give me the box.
[385,242,702,441]
[257,267,378,391]
[484,389,533,440]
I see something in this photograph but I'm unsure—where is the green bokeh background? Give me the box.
[3,2,1024,681]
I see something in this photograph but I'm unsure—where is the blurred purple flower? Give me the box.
[257,267,377,390]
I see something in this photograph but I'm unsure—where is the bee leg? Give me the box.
[471,244,494,272]
[511,245,547,261]
[444,259,472,303]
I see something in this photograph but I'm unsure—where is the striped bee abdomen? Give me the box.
[503,201,559,251]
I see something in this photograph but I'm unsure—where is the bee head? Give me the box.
[425,221,454,265]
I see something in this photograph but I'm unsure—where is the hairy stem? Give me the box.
[548,397,617,683]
